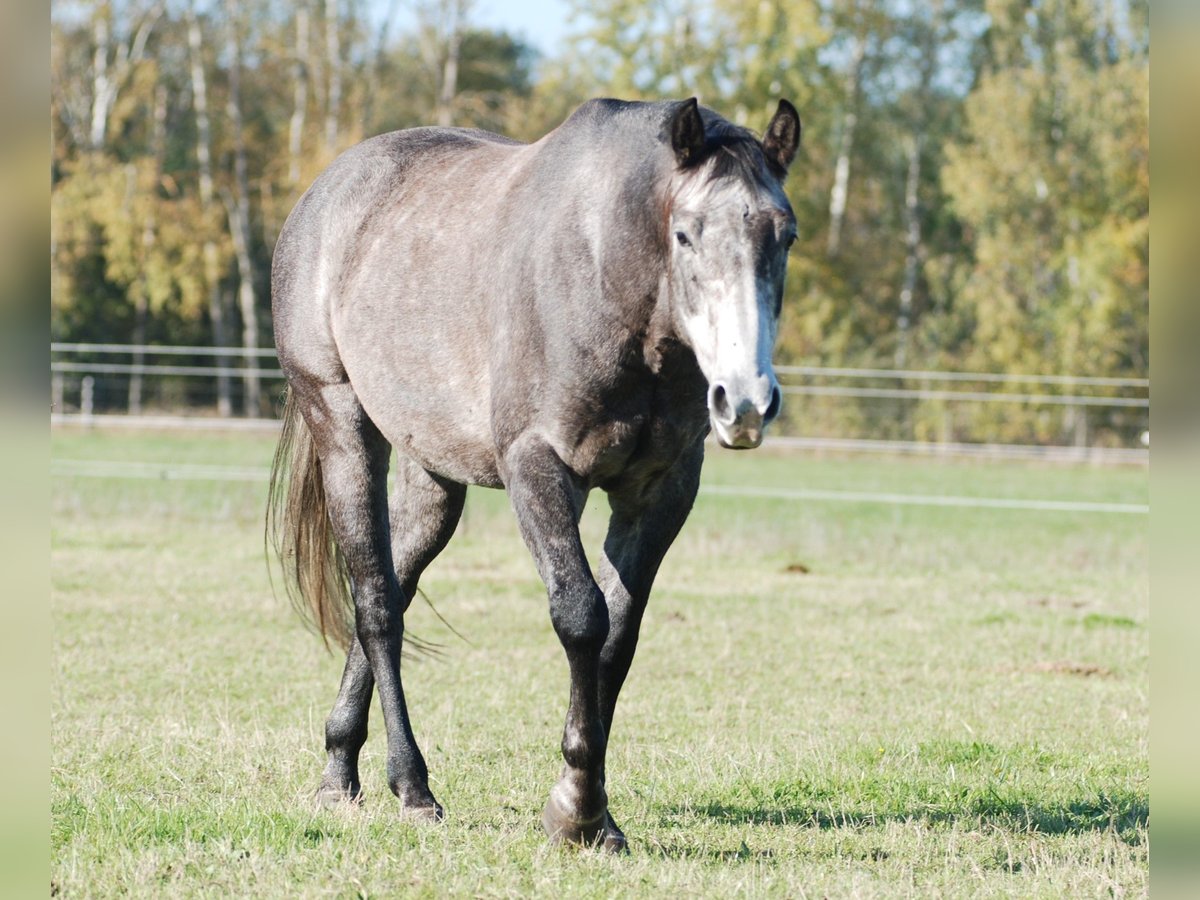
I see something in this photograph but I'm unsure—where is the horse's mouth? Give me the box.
[712,418,765,450]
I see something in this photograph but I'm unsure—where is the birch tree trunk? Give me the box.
[188,6,232,416]
[430,0,471,127]
[128,84,167,415]
[895,1,940,367]
[437,6,462,127]
[324,0,342,154]
[362,0,401,136]
[90,9,112,150]
[826,36,864,258]
[895,137,921,367]
[224,0,262,415]
[289,5,310,185]
[89,3,162,151]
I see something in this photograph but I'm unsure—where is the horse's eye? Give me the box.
[786,233,798,250]
[675,231,692,248]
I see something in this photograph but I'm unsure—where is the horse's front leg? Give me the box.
[597,439,703,734]
[593,438,704,847]
[503,437,613,849]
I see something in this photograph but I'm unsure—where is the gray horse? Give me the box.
[268,97,800,851]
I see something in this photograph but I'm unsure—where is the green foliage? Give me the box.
[50,0,1149,447]
[52,152,217,341]
[942,3,1149,381]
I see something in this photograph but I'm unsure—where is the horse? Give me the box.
[267,96,801,851]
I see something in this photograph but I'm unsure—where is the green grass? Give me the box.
[51,427,1148,897]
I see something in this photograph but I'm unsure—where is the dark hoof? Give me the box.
[541,791,627,853]
[601,812,629,854]
[399,801,444,824]
[315,783,363,809]
[393,783,445,824]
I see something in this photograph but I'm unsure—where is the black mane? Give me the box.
[695,109,772,182]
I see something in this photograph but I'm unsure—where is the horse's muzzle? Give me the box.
[708,380,782,450]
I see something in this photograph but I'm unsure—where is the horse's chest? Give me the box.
[575,408,703,493]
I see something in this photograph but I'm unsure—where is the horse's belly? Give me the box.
[333,298,502,488]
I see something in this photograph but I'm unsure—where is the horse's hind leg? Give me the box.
[298,383,442,819]
[387,455,467,610]
[318,453,465,809]
[318,635,373,806]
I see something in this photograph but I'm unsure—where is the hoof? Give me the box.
[393,783,445,824]
[315,783,363,810]
[601,812,629,854]
[541,791,627,853]
[399,801,444,824]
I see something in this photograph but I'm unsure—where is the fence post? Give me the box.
[52,373,64,413]
[81,376,95,427]
[1074,407,1088,448]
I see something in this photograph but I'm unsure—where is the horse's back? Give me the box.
[273,126,525,322]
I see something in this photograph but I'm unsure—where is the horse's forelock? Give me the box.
[669,134,776,213]
[678,112,777,193]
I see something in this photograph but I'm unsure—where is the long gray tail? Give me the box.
[266,389,355,651]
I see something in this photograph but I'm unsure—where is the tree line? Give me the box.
[51,0,1148,446]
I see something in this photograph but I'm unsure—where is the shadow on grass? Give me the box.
[642,792,1147,862]
[659,791,1147,843]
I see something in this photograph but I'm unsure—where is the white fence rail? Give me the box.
[49,457,1149,514]
[50,343,1149,465]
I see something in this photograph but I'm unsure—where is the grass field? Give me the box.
[50,428,1149,897]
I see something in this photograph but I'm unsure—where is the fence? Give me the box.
[50,343,1149,464]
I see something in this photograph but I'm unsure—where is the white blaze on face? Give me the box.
[670,170,787,449]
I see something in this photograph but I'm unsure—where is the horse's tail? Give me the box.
[267,388,355,651]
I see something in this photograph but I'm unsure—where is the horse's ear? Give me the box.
[763,99,801,175]
[669,98,706,167]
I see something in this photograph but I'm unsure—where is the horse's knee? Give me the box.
[326,704,368,751]
[549,584,609,654]
[561,715,607,772]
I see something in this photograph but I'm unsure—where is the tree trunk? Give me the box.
[324,0,342,154]
[124,163,148,414]
[362,0,401,136]
[895,136,921,368]
[127,84,167,415]
[895,2,940,366]
[224,0,261,415]
[826,36,865,257]
[89,3,162,151]
[90,10,112,150]
[188,5,232,416]
[437,14,461,126]
[433,0,470,127]
[290,5,310,185]
[224,188,260,415]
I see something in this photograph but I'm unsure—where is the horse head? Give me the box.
[663,98,800,449]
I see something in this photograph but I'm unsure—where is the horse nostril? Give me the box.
[708,383,735,424]
[764,384,782,424]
